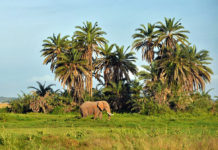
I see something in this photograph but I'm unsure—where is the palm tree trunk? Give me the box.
[90,59,93,97]
[88,45,93,97]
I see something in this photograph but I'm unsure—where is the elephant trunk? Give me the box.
[107,112,113,116]
[105,107,113,116]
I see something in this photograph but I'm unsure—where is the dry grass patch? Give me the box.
[0,103,10,108]
[42,135,79,149]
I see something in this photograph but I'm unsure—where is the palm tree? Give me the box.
[74,21,107,96]
[54,49,89,103]
[155,18,190,52]
[156,44,213,92]
[41,33,70,72]
[132,23,157,62]
[94,43,116,86]
[112,45,137,83]
[28,81,55,96]
[186,45,213,91]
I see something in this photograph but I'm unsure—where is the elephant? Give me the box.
[80,101,113,119]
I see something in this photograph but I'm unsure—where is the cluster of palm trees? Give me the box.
[41,22,137,103]
[41,18,213,106]
[133,18,213,103]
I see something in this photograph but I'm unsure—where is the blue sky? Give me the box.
[0,0,217,98]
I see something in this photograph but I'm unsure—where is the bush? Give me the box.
[50,105,78,114]
[50,106,65,114]
[9,94,32,113]
[133,99,172,115]
[186,93,213,113]
[7,91,78,114]
[212,100,218,114]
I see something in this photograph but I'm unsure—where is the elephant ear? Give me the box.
[97,101,104,111]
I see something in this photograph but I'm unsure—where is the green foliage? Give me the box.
[9,93,32,113]
[51,106,66,114]
[213,100,218,114]
[103,81,132,112]
[28,81,56,97]
[0,108,9,113]
[11,18,213,116]
[0,113,217,149]
[132,18,213,106]
[7,90,78,114]
[0,113,7,122]
[138,99,172,115]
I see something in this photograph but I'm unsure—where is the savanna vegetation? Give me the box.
[1,18,217,149]
[0,113,217,150]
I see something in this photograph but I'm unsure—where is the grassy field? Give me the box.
[0,112,217,150]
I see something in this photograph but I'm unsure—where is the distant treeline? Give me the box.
[0,97,16,103]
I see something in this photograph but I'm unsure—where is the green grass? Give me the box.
[0,112,217,150]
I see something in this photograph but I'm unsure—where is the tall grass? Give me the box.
[0,113,217,149]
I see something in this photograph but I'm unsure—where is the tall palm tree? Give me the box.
[112,45,137,83]
[155,18,190,52]
[74,21,107,96]
[54,49,89,103]
[156,44,213,92]
[28,81,55,97]
[94,43,116,86]
[41,33,70,72]
[132,23,157,62]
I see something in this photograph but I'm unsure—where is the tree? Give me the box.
[28,81,55,97]
[74,21,107,97]
[112,45,137,83]
[132,23,157,62]
[94,43,116,86]
[155,18,190,52]
[156,44,213,93]
[41,33,70,72]
[54,49,89,103]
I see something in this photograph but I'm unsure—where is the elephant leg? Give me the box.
[83,111,88,118]
[94,109,100,119]
[94,112,98,119]
[98,112,102,120]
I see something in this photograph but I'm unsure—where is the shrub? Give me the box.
[212,100,218,114]
[9,93,32,113]
[50,106,65,114]
[132,98,172,115]
[185,92,214,113]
